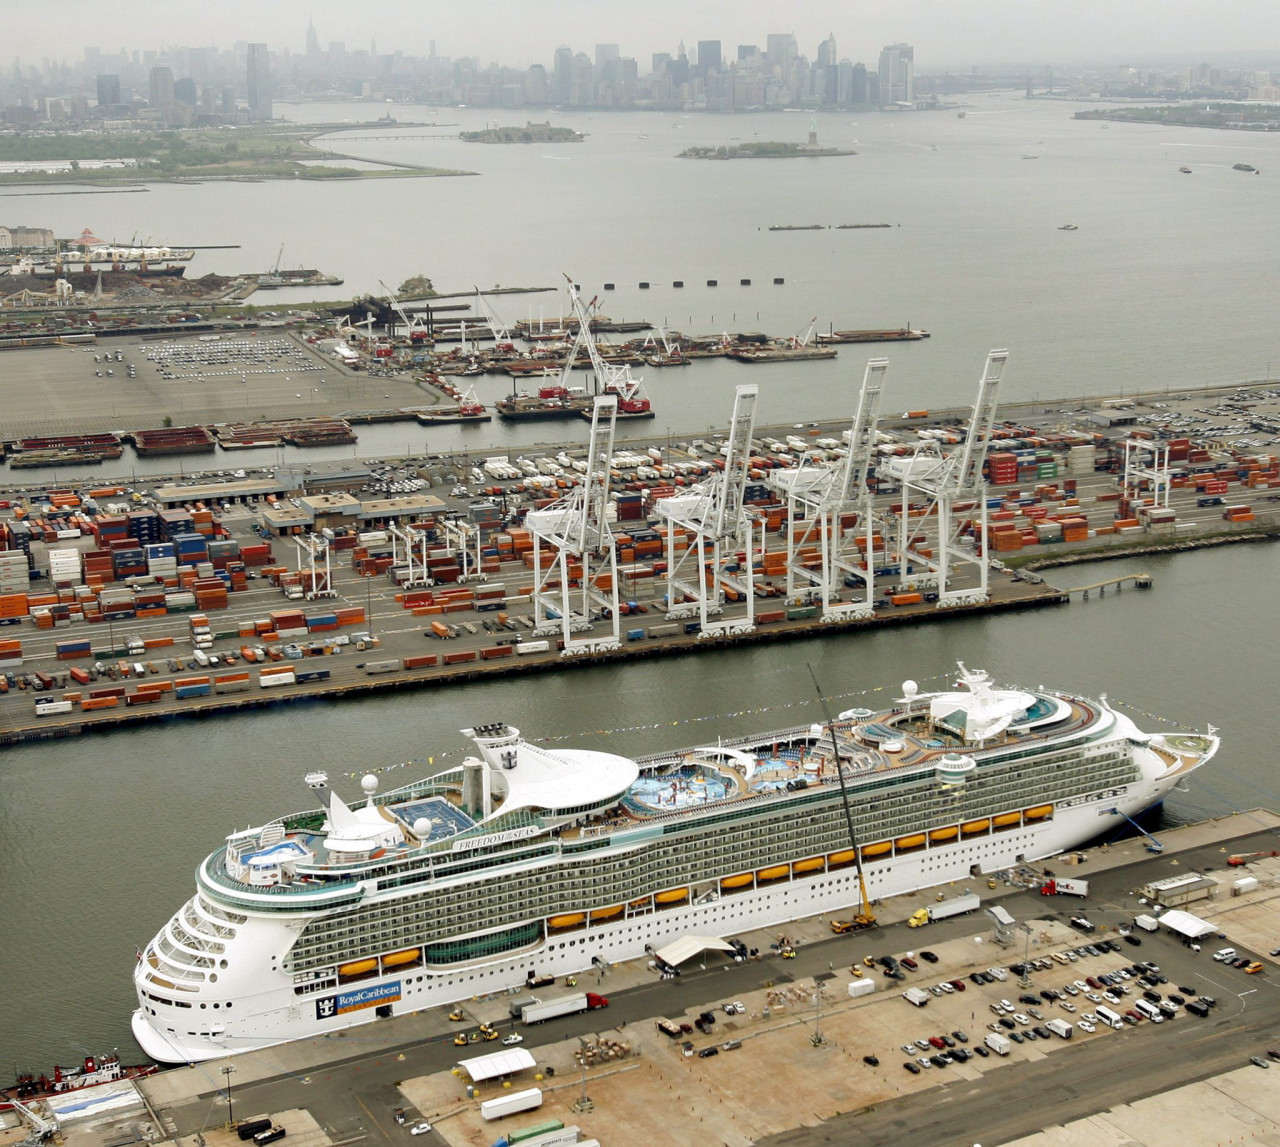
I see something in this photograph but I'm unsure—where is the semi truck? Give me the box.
[907,891,981,927]
[520,992,609,1024]
[1040,878,1089,897]
[479,1087,543,1121]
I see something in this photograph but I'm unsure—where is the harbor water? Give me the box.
[1,544,1277,1071]
[1,94,1279,1071]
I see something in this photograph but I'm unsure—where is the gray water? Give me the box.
[2,95,1279,1072]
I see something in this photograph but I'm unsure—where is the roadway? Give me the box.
[151,827,1280,1147]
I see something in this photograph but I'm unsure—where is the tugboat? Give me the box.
[2,1054,158,1109]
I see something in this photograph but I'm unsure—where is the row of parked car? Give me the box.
[895,1027,989,1073]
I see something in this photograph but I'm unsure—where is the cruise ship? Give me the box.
[132,665,1218,1063]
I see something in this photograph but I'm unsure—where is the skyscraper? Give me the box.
[696,40,722,76]
[246,43,272,120]
[149,66,175,109]
[96,74,121,108]
[306,19,321,58]
[878,43,914,106]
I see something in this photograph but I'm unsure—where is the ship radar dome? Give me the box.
[412,817,432,838]
[361,774,379,795]
[902,680,918,700]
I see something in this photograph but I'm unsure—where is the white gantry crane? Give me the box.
[473,286,516,349]
[293,533,336,600]
[378,279,430,342]
[525,396,622,654]
[768,358,889,620]
[655,384,762,637]
[879,349,1008,608]
[1120,438,1173,513]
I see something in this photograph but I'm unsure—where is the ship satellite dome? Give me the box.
[902,679,918,700]
[361,774,378,794]
[412,817,431,837]
[809,723,824,738]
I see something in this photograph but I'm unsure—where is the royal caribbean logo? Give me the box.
[314,980,401,1021]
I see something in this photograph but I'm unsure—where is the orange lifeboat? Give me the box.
[656,888,689,904]
[929,826,959,843]
[381,949,421,969]
[589,905,623,922]
[338,957,378,978]
[961,819,990,835]
[1023,805,1052,820]
[792,857,824,874]
[720,873,754,890]
[756,865,790,882]
[828,849,856,866]
[861,841,892,858]
[895,834,927,850]
[993,812,1021,827]
[549,913,586,929]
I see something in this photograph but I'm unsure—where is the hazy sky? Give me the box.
[18,0,1279,70]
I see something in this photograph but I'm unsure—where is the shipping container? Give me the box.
[258,672,296,688]
[363,659,401,675]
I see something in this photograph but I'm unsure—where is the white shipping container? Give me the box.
[1232,876,1259,895]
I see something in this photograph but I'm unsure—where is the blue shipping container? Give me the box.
[175,684,212,699]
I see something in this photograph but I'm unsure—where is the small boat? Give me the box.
[1179,166,1192,174]
[1022,153,1038,160]
[1058,224,1078,231]
[1233,163,1259,173]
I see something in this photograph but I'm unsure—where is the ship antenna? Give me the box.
[807,665,877,931]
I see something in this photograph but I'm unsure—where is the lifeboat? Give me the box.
[338,957,378,978]
[929,826,959,843]
[720,873,754,889]
[381,949,421,968]
[1023,805,1053,820]
[961,819,990,835]
[861,841,892,858]
[628,896,652,909]
[895,834,927,850]
[828,849,856,866]
[589,904,623,922]
[792,857,824,874]
[656,887,689,904]
[756,864,790,882]
[993,812,1021,827]
[549,913,586,929]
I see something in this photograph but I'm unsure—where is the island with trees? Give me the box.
[459,122,583,144]
[678,141,855,160]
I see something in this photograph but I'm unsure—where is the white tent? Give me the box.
[457,1047,537,1082]
[1154,909,1218,939]
[654,935,736,967]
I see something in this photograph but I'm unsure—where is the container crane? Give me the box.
[525,396,623,653]
[879,349,1008,607]
[654,385,762,636]
[768,357,889,619]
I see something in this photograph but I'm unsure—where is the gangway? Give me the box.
[1066,573,1153,598]
[1106,807,1164,853]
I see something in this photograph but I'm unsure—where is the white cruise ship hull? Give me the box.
[132,737,1193,1064]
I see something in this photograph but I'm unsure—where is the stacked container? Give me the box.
[48,547,83,586]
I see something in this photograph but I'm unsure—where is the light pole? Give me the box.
[571,1037,593,1113]
[220,1065,235,1128]
[810,978,826,1047]
[1018,924,1033,990]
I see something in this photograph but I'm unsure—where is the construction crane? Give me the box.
[654,385,762,636]
[768,358,889,620]
[878,349,1008,608]
[525,396,622,653]
[378,279,432,343]
[1227,850,1280,866]
[808,668,876,935]
[472,287,517,353]
[9,1096,58,1147]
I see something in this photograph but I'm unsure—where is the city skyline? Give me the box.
[10,0,1280,71]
